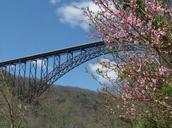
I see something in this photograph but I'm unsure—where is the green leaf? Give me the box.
[158,86,172,96]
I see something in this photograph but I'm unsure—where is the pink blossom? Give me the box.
[86,0,172,121]
[158,66,167,76]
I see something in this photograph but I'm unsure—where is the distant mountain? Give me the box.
[25,85,98,128]
[23,85,130,128]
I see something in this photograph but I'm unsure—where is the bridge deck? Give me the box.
[0,41,104,66]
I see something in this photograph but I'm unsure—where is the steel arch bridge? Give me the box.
[0,41,136,102]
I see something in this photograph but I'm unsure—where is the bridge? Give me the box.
[0,41,137,102]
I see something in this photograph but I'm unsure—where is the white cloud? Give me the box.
[88,59,118,85]
[50,1,117,31]
[49,0,60,5]
[89,59,122,93]
[57,1,100,32]
[36,59,43,68]
[32,59,47,69]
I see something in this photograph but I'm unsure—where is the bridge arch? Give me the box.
[0,41,136,102]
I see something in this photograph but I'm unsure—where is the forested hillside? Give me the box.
[0,74,130,128]
[22,85,130,128]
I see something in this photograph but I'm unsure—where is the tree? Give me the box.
[0,73,26,128]
[85,0,172,127]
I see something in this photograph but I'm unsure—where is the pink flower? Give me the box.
[158,66,167,76]
[152,78,157,85]
[139,78,146,87]
[126,15,133,24]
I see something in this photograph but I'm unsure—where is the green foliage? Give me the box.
[159,86,172,96]
[137,0,146,19]
[152,15,168,30]
[136,117,172,128]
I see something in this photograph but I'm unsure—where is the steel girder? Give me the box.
[0,41,136,102]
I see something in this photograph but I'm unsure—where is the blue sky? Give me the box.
[0,0,107,91]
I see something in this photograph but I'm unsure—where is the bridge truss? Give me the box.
[0,41,136,102]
